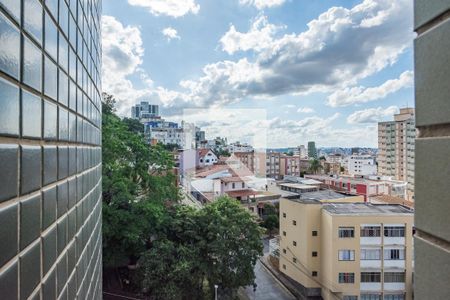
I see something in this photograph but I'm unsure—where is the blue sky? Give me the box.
[102,0,414,148]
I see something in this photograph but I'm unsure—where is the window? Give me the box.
[384,272,405,283]
[360,226,381,237]
[312,231,318,236]
[361,249,381,260]
[282,264,286,270]
[384,226,405,237]
[293,241,297,246]
[283,249,286,254]
[339,227,355,238]
[361,294,381,300]
[242,182,245,188]
[292,220,297,226]
[312,251,317,257]
[384,249,405,260]
[232,183,235,189]
[0,12,21,79]
[361,272,381,283]
[338,250,355,261]
[338,273,355,283]
[23,37,42,91]
[312,271,318,277]
[383,295,404,300]
[282,231,286,236]
[293,257,296,263]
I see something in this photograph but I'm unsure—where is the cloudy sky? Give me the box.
[102,0,415,148]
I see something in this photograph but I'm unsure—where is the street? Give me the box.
[243,238,295,300]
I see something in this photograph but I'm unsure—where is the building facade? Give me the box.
[413,2,450,298]
[131,101,159,120]
[378,108,415,200]
[0,0,102,299]
[279,200,414,300]
[348,155,377,176]
[308,141,317,159]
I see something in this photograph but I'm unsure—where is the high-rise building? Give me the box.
[414,2,450,298]
[377,108,415,200]
[131,101,159,120]
[0,1,102,299]
[308,141,317,159]
[279,198,414,300]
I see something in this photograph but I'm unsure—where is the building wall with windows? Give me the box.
[377,108,415,200]
[413,1,450,299]
[279,199,414,300]
[0,0,102,299]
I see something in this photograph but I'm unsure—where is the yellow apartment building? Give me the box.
[279,198,414,300]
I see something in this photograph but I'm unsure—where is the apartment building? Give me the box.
[279,199,414,300]
[265,151,281,179]
[348,155,377,176]
[280,155,302,177]
[233,151,255,173]
[227,142,253,153]
[131,102,160,120]
[378,108,416,200]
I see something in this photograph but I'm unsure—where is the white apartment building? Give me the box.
[378,108,415,200]
[348,155,377,176]
[227,142,254,153]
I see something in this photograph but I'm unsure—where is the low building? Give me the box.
[198,149,218,168]
[279,199,414,300]
[304,175,408,201]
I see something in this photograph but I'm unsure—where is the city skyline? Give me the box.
[103,0,415,148]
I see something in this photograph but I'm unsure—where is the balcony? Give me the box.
[384,259,405,268]
[384,282,406,291]
[360,283,382,291]
[360,260,381,268]
[384,237,405,245]
[361,237,381,245]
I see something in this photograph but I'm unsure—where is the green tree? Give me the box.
[263,215,279,237]
[308,159,323,174]
[123,117,144,134]
[102,93,179,267]
[137,197,263,299]
[198,197,263,298]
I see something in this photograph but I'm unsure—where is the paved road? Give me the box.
[244,260,296,300]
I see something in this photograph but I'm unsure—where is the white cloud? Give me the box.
[347,106,398,124]
[102,16,150,114]
[128,0,200,18]
[162,27,180,41]
[239,0,286,10]
[297,107,315,113]
[327,70,414,107]
[153,0,413,112]
[220,15,284,55]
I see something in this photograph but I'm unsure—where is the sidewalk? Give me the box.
[259,255,306,300]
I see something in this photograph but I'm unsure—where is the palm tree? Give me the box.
[308,159,323,174]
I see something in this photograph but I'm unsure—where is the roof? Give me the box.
[279,183,319,190]
[370,195,414,208]
[284,189,357,203]
[226,189,258,198]
[198,148,214,158]
[195,165,230,177]
[322,203,414,215]
[221,176,246,183]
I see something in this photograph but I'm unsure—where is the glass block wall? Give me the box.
[0,0,102,299]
